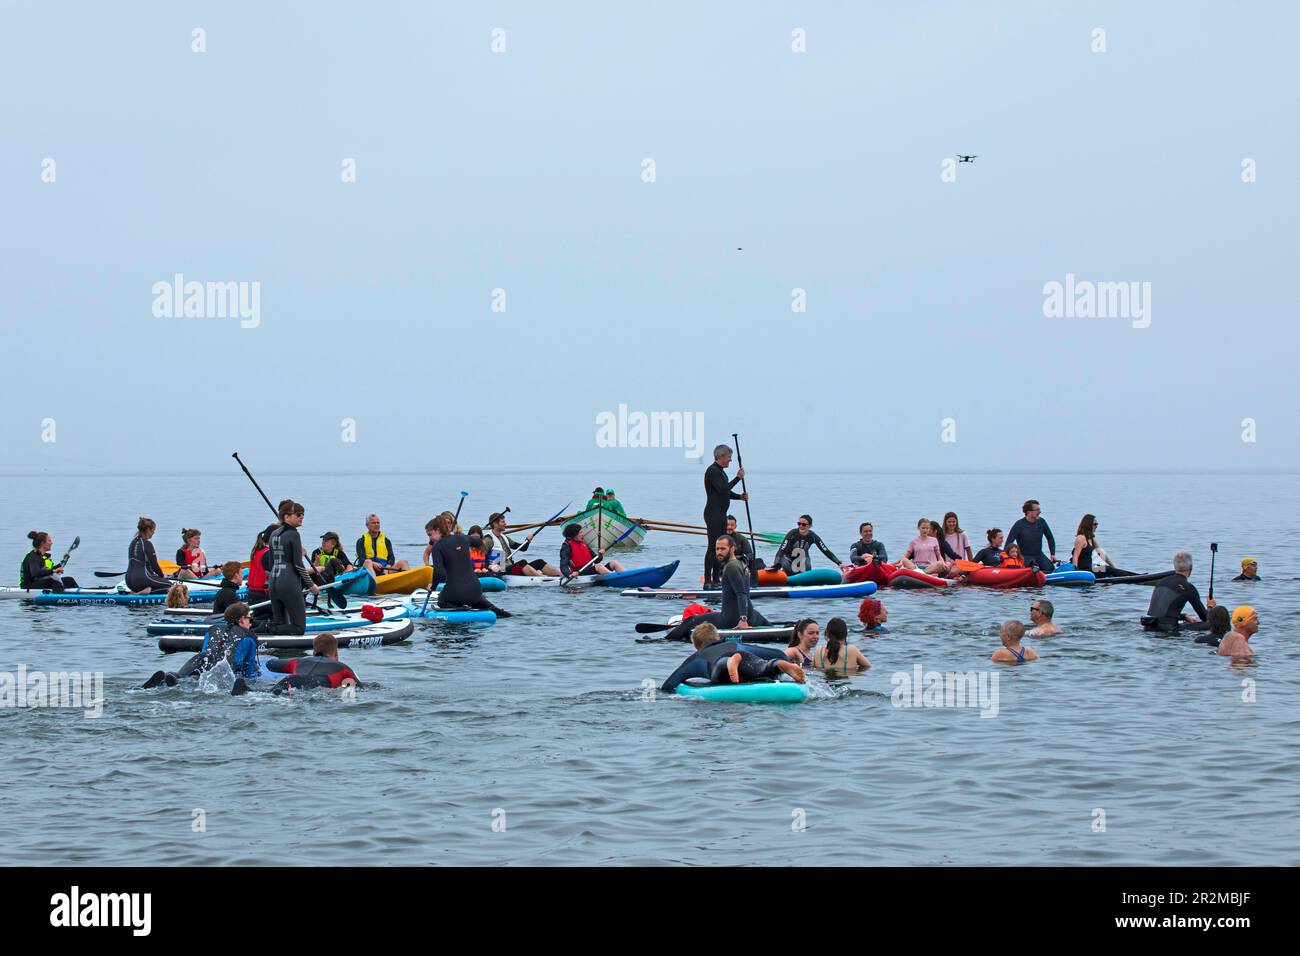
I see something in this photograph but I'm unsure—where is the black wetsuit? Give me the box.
[1231,573,1260,582]
[127,536,171,592]
[709,651,785,685]
[662,641,786,693]
[974,546,1003,567]
[265,655,360,693]
[211,580,242,614]
[773,529,841,574]
[665,558,769,641]
[703,462,744,586]
[266,524,314,635]
[19,549,77,591]
[1194,630,1229,647]
[1143,573,1209,632]
[848,539,887,565]
[1074,540,1135,577]
[432,534,510,616]
[1005,518,1056,573]
[727,529,756,567]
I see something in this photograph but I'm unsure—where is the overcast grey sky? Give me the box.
[2,1,1296,474]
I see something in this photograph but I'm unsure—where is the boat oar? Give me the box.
[731,432,759,567]
[562,521,641,584]
[1208,541,1218,601]
[232,452,279,518]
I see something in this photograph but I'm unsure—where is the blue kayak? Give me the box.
[623,581,877,600]
[594,561,679,589]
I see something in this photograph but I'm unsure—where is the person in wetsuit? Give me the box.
[1194,605,1233,647]
[20,531,79,592]
[848,522,888,566]
[265,499,319,635]
[1142,550,1214,632]
[1005,499,1057,573]
[665,535,771,642]
[771,515,841,575]
[127,517,173,593]
[1232,557,1260,581]
[142,602,260,691]
[211,561,244,615]
[1070,514,1135,577]
[661,622,800,693]
[430,514,511,617]
[310,532,354,583]
[703,444,747,587]
[724,515,758,569]
[973,528,1004,567]
[174,528,209,580]
[264,633,361,694]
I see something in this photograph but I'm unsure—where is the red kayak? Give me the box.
[962,567,1046,589]
[844,563,949,588]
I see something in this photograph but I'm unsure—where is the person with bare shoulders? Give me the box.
[1218,606,1258,658]
[1026,599,1060,636]
[992,619,1039,664]
[812,617,870,675]
[785,619,820,667]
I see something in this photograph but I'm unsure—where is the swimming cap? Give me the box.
[1232,605,1255,625]
[1241,556,1257,568]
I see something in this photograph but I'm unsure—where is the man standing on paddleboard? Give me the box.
[703,445,746,588]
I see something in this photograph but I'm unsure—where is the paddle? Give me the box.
[232,452,279,518]
[731,432,760,568]
[954,559,983,573]
[635,618,795,634]
[54,536,80,572]
[1208,541,1218,601]
[562,521,641,584]
[453,490,469,529]
[419,492,471,615]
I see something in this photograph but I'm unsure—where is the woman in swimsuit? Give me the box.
[858,598,888,632]
[784,618,820,666]
[992,619,1039,664]
[812,617,870,675]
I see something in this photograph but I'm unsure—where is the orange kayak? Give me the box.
[374,566,433,594]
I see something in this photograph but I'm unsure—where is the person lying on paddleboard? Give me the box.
[1233,557,1260,581]
[142,602,261,692]
[973,528,1004,567]
[356,514,410,577]
[770,514,841,575]
[311,532,355,583]
[1217,606,1258,658]
[486,512,560,578]
[857,598,887,632]
[992,620,1039,664]
[896,518,949,576]
[173,528,209,580]
[211,561,243,614]
[785,619,820,666]
[559,523,625,576]
[1026,599,1060,636]
[664,535,770,641]
[128,517,173,593]
[1005,499,1057,573]
[20,531,79,592]
[661,624,795,692]
[430,514,511,617]
[1070,514,1134,577]
[264,500,319,636]
[1194,605,1232,647]
[1141,551,1214,633]
[812,617,870,676]
[848,522,888,566]
[264,633,361,694]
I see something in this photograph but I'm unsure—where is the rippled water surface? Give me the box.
[1,472,1296,865]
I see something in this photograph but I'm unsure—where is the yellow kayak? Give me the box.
[373,566,433,594]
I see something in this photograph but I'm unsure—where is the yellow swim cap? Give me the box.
[1241,556,1257,568]
[1232,605,1256,626]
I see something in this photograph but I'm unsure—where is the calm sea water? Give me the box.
[1,471,1295,866]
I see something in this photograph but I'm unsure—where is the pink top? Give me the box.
[945,531,971,559]
[907,537,942,564]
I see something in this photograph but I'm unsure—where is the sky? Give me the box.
[2,1,1296,474]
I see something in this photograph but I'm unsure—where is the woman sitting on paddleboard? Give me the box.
[174,528,209,580]
[1071,514,1134,577]
[127,517,172,593]
[20,531,78,592]
[430,514,511,617]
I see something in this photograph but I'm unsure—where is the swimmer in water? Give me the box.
[785,618,820,666]
[858,597,888,632]
[1217,606,1258,658]
[1026,599,1060,636]
[811,616,870,676]
[992,619,1039,664]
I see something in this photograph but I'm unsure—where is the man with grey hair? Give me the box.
[355,514,410,576]
[1142,550,1214,633]
[1027,599,1060,636]
[703,444,746,587]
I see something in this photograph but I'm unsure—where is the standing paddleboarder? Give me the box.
[266,499,318,635]
[703,444,747,588]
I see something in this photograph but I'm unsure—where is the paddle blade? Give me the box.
[635,622,675,634]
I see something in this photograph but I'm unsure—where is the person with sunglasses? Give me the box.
[770,514,841,575]
[1027,599,1060,636]
[1071,514,1134,577]
[264,499,319,635]
[1005,499,1057,573]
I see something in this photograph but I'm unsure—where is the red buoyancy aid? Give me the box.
[568,539,595,572]
[469,545,488,572]
[181,547,204,570]
[248,547,269,590]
